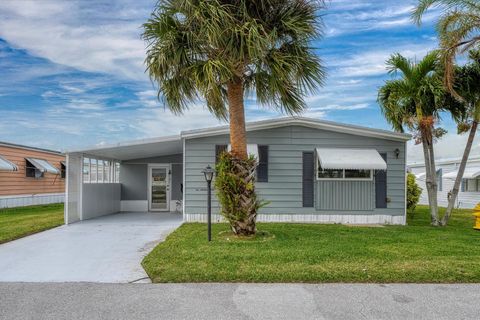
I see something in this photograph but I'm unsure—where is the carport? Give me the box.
[65,135,184,224]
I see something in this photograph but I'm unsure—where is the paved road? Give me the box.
[1,283,479,320]
[0,212,182,283]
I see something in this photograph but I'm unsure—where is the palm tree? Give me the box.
[440,50,480,225]
[412,0,480,93]
[378,52,447,225]
[413,1,480,225]
[142,0,325,235]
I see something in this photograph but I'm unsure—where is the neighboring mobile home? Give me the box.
[65,117,410,225]
[409,156,480,209]
[0,141,65,208]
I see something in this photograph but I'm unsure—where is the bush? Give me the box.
[214,152,265,235]
[407,173,422,213]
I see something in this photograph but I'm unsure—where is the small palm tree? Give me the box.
[142,0,325,235]
[378,52,447,225]
[412,0,480,92]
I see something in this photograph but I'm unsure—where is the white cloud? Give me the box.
[0,0,148,80]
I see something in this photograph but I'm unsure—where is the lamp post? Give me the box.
[202,165,215,241]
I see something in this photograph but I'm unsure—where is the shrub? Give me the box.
[214,152,265,236]
[407,173,422,213]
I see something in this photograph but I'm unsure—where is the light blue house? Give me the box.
[65,117,410,225]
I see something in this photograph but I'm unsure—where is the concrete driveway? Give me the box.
[0,212,182,283]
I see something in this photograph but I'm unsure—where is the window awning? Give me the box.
[444,167,480,179]
[316,148,387,170]
[415,172,426,179]
[0,155,18,172]
[228,144,259,159]
[26,158,60,174]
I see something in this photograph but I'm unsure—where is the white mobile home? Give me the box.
[409,157,480,209]
[65,117,410,225]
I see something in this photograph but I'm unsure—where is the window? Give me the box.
[61,162,66,179]
[82,156,120,184]
[83,157,90,183]
[317,166,372,180]
[25,159,43,178]
[257,145,268,182]
[466,179,479,192]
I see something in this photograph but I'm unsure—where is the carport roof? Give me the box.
[71,135,182,161]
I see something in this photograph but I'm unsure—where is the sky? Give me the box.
[0,0,478,162]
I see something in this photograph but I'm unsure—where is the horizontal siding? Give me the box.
[0,145,65,196]
[185,125,406,217]
[411,162,480,209]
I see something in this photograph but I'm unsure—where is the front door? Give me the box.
[148,165,170,211]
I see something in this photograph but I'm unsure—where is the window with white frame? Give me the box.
[317,166,373,180]
[465,178,480,192]
[82,157,120,184]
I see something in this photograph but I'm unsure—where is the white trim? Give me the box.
[184,213,406,225]
[0,192,64,209]
[148,164,171,212]
[120,200,148,212]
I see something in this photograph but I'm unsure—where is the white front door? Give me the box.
[148,165,170,211]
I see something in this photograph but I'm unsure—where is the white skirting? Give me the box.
[0,193,65,209]
[183,213,406,225]
[120,200,148,212]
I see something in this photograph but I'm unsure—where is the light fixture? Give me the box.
[202,165,215,183]
[394,148,400,159]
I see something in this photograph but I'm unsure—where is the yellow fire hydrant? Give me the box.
[473,203,480,230]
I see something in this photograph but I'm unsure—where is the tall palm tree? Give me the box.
[413,1,480,225]
[412,0,480,93]
[142,0,325,235]
[378,52,447,225]
[440,50,480,225]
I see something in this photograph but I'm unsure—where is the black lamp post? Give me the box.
[202,165,215,241]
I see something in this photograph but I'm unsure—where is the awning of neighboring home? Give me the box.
[228,144,259,159]
[0,155,18,171]
[415,172,426,179]
[315,148,387,170]
[444,167,480,179]
[26,157,60,174]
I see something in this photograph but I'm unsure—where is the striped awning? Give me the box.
[316,148,387,170]
[444,167,480,179]
[26,158,60,174]
[0,155,18,171]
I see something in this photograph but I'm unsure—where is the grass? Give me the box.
[143,206,480,283]
[0,203,64,244]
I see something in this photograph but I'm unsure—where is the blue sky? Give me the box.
[0,0,478,161]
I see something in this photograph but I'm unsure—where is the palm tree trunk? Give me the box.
[422,134,439,225]
[441,120,478,226]
[227,78,248,160]
[427,135,439,224]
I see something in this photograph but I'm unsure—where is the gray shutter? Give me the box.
[215,145,227,163]
[461,179,466,192]
[302,152,314,207]
[257,145,268,182]
[375,153,387,208]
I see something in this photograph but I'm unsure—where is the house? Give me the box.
[408,156,480,209]
[64,117,410,225]
[0,141,65,208]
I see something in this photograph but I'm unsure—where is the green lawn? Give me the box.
[143,206,480,283]
[0,203,64,244]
